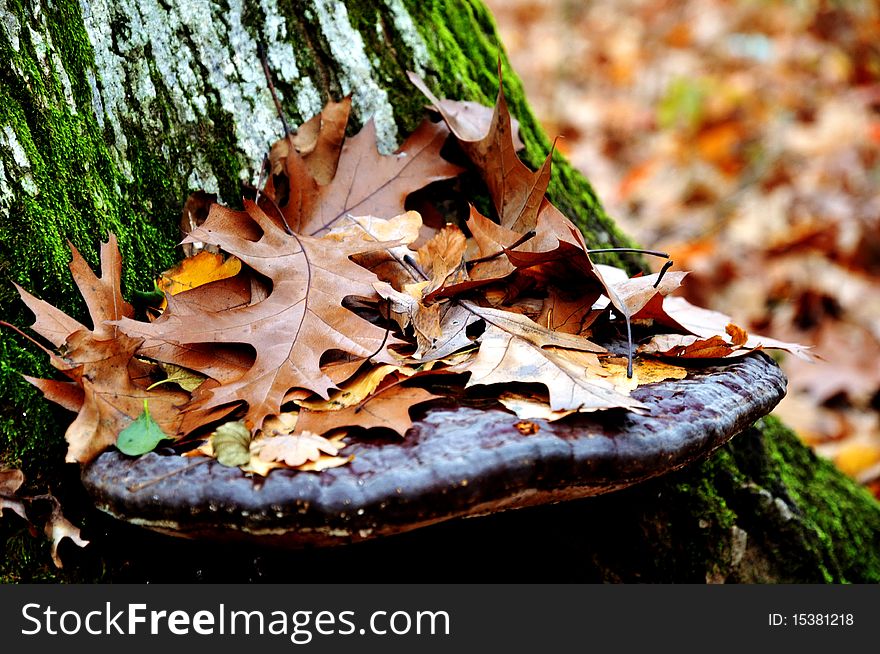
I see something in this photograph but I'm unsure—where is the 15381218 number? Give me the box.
[792,614,854,626]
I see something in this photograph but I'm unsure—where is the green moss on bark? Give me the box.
[614,417,880,583]
[401,0,643,272]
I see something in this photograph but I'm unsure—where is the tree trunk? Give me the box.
[1,0,877,582]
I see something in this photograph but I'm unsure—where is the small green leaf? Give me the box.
[116,400,168,456]
[211,421,252,467]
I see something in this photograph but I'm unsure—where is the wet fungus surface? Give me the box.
[82,353,786,546]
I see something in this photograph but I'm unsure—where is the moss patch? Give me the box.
[401,0,644,272]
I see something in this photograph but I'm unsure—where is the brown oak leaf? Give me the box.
[270,97,352,185]
[57,332,188,463]
[453,302,646,412]
[642,296,815,360]
[115,202,404,430]
[45,502,89,568]
[296,377,441,437]
[409,70,546,232]
[264,115,462,237]
[14,236,188,463]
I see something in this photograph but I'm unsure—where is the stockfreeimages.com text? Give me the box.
[21,602,450,644]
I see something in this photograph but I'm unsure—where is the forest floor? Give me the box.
[486,0,880,496]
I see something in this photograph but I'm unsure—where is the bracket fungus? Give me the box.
[81,353,786,546]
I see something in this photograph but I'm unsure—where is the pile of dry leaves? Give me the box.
[6,74,808,486]
[488,0,880,494]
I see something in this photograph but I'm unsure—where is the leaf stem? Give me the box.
[465,230,537,266]
[587,247,669,259]
[653,260,674,289]
[258,42,290,136]
[625,318,634,379]
[402,254,429,282]
[254,153,269,205]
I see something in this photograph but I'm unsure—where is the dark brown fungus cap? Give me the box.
[82,353,786,547]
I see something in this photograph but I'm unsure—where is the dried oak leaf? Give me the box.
[15,236,188,463]
[639,295,815,360]
[0,470,87,567]
[598,357,689,392]
[373,282,443,356]
[56,332,187,463]
[180,191,219,257]
[15,234,131,347]
[115,202,404,430]
[416,224,469,295]
[538,287,603,336]
[256,431,342,467]
[639,334,739,359]
[374,281,482,361]
[454,302,646,413]
[324,211,425,291]
[246,432,351,475]
[409,70,546,232]
[264,112,462,237]
[296,363,416,412]
[408,72,526,151]
[498,393,577,422]
[270,97,351,185]
[594,267,689,317]
[139,271,257,386]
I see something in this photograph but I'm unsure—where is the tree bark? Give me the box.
[1,0,877,582]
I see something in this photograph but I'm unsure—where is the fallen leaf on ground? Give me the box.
[265,116,462,236]
[409,69,545,232]
[647,296,815,360]
[45,503,89,568]
[599,356,689,392]
[15,236,188,463]
[116,202,403,430]
[270,96,351,185]
[0,469,27,520]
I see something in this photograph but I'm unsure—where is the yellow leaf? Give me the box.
[147,363,206,392]
[157,251,242,298]
[835,442,880,479]
[260,411,298,436]
[600,357,688,393]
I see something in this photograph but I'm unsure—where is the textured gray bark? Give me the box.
[0,0,878,582]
